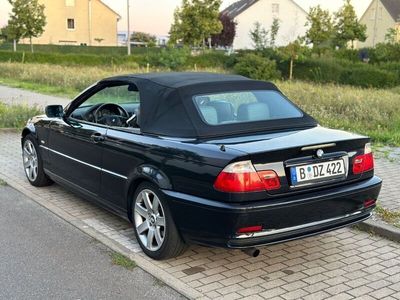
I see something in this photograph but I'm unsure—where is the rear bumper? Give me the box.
[163,176,382,248]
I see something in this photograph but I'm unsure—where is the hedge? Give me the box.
[0,50,141,67]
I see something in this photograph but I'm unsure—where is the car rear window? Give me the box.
[193,90,303,125]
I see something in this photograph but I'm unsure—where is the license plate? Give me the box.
[290,159,345,186]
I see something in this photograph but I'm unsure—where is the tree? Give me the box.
[8,0,46,53]
[0,24,23,51]
[333,0,367,49]
[169,0,222,48]
[0,25,15,42]
[211,13,236,48]
[385,27,399,44]
[249,22,269,50]
[305,5,334,53]
[269,18,280,48]
[131,31,157,47]
[279,38,307,80]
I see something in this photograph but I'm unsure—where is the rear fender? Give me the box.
[125,164,172,221]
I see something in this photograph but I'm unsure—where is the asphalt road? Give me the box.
[0,185,185,300]
[0,85,70,107]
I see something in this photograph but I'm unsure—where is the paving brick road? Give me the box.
[1,130,400,299]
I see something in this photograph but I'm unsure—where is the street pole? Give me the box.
[127,0,131,55]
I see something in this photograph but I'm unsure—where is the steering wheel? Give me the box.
[93,103,129,127]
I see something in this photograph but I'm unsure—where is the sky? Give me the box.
[0,0,371,36]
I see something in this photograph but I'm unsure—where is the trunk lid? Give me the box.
[207,126,371,195]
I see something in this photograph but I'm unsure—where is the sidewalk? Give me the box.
[1,130,400,300]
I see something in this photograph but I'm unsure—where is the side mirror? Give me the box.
[45,105,64,118]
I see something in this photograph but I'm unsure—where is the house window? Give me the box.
[370,8,376,20]
[65,0,75,6]
[272,3,279,14]
[67,19,75,30]
[379,6,383,19]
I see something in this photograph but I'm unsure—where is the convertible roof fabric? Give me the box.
[100,72,317,138]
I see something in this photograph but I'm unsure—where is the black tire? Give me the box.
[132,182,187,260]
[22,134,53,187]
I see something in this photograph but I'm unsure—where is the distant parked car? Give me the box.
[21,73,382,260]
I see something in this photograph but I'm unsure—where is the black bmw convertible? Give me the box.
[21,73,382,259]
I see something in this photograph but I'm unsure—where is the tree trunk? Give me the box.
[13,39,17,52]
[289,58,294,80]
[30,37,33,53]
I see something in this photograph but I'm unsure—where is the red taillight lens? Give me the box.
[214,161,280,193]
[353,143,374,175]
[237,225,263,234]
[258,170,281,190]
[364,199,376,208]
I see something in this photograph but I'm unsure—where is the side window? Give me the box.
[70,84,141,128]
[81,85,140,107]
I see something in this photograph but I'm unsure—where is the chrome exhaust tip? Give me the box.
[242,247,260,257]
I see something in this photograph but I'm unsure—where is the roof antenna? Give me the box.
[220,145,226,152]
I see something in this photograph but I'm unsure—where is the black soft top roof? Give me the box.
[99,72,317,138]
[125,72,252,88]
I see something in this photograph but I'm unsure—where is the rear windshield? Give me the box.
[193,90,303,125]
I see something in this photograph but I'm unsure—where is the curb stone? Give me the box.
[355,219,400,243]
[0,176,202,300]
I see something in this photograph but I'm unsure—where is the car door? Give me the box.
[45,85,109,196]
[46,119,106,196]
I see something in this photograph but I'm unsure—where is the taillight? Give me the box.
[353,143,374,175]
[364,199,376,208]
[237,225,263,234]
[214,160,281,193]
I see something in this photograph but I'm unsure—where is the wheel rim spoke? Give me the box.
[135,203,147,218]
[156,216,165,227]
[29,166,34,180]
[23,159,30,168]
[137,221,149,234]
[152,196,159,212]
[154,228,163,246]
[147,229,155,249]
[23,147,30,156]
[142,191,152,211]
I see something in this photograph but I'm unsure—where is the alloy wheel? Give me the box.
[23,140,38,182]
[134,189,166,251]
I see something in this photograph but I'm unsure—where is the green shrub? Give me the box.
[340,66,397,88]
[285,58,399,88]
[0,50,141,67]
[0,43,162,56]
[234,53,281,81]
[145,47,190,70]
[0,102,43,128]
[188,51,230,68]
[369,43,400,63]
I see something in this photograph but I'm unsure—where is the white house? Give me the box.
[222,0,308,49]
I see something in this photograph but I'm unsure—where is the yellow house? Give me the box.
[357,0,400,48]
[22,0,120,46]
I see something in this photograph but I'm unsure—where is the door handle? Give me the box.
[90,132,105,143]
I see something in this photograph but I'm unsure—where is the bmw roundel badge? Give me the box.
[316,149,324,158]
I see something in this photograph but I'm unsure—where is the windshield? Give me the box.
[193,90,303,125]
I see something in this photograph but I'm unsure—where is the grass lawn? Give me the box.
[0,62,399,146]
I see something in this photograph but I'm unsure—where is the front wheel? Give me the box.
[22,134,53,187]
[132,182,187,260]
